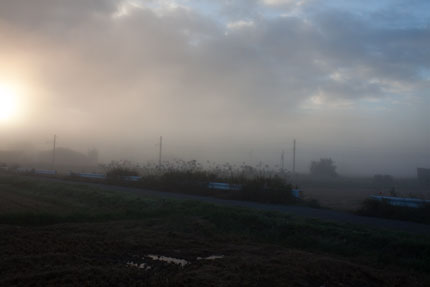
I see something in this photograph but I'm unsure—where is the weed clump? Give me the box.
[105,161,139,181]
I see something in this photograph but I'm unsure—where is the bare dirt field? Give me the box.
[0,175,429,286]
[1,220,427,287]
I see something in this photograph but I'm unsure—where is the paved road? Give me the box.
[47,178,430,235]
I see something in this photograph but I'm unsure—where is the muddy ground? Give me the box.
[0,218,428,287]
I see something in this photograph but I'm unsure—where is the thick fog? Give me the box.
[0,0,429,176]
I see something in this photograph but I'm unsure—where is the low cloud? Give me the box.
[0,0,428,175]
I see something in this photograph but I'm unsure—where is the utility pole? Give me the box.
[52,134,56,170]
[292,139,296,176]
[158,136,162,168]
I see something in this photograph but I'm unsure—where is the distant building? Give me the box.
[417,168,430,188]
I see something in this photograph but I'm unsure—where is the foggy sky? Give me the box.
[0,0,429,176]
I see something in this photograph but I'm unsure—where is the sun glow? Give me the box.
[0,84,19,122]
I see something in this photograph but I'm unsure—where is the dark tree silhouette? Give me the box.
[310,158,337,177]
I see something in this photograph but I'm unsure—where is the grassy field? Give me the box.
[297,176,429,211]
[0,175,429,286]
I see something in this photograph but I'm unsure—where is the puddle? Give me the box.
[197,255,225,260]
[126,261,151,270]
[126,254,224,270]
[147,255,189,267]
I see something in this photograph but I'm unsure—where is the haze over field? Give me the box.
[0,0,429,176]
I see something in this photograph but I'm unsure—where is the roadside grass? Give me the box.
[358,198,430,224]
[1,175,430,273]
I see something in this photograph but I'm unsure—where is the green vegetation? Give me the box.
[358,198,430,225]
[0,175,429,274]
[0,175,158,225]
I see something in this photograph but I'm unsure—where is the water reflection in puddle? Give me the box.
[126,261,151,270]
[197,255,225,260]
[126,254,224,270]
[147,255,189,267]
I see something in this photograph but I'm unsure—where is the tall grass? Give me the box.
[102,160,297,204]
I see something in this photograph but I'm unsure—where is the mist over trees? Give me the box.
[310,158,337,178]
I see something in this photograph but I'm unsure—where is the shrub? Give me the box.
[358,198,430,224]
[240,176,296,204]
[105,161,139,180]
